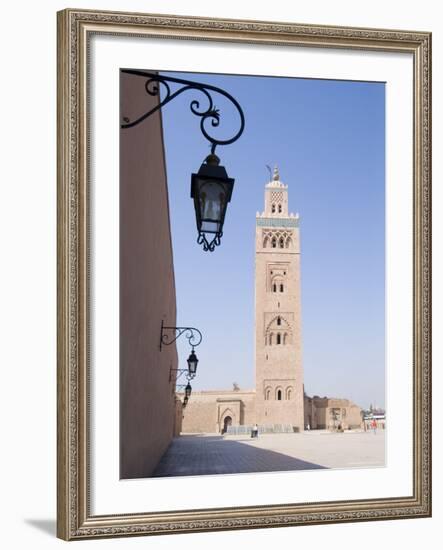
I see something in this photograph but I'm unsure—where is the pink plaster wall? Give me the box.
[119,70,178,478]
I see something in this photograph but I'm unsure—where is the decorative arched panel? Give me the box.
[261,230,294,251]
[265,315,293,346]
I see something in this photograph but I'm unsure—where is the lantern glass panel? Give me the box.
[197,179,227,233]
[187,351,198,375]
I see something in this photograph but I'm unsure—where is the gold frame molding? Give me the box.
[57,8,432,540]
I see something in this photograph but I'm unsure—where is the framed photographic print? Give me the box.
[57,8,431,540]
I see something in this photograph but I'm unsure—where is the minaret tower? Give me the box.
[254,167,304,431]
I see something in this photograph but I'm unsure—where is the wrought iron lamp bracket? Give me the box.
[160,320,202,351]
[169,368,196,383]
[120,69,245,155]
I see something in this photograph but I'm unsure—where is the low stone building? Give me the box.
[304,395,362,430]
[180,389,256,434]
[178,388,362,434]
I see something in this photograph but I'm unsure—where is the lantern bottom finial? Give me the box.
[197,231,222,252]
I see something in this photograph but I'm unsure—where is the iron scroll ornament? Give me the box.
[169,369,195,383]
[159,321,203,351]
[120,69,245,155]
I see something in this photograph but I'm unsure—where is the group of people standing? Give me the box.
[364,418,379,433]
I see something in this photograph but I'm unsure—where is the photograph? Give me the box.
[119,68,386,479]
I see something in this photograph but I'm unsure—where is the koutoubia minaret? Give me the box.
[254,167,304,431]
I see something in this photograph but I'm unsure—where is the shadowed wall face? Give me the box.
[120,70,178,479]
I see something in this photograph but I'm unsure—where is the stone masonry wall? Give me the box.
[180,391,256,434]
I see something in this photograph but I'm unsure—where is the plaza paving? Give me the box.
[153,430,385,477]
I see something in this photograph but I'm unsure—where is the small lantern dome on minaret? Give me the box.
[264,164,289,217]
[273,165,280,181]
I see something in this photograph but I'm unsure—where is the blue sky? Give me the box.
[159,71,385,410]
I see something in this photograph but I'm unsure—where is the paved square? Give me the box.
[153,430,385,477]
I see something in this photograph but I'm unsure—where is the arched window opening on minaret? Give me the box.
[280,283,284,293]
[286,387,293,400]
[286,236,292,248]
[279,237,284,248]
[271,274,284,293]
[277,389,282,401]
[271,237,277,248]
[271,204,276,213]
[265,387,271,400]
[278,204,282,213]
[263,236,269,248]
[266,317,292,347]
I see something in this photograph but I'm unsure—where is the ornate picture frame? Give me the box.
[57,8,431,540]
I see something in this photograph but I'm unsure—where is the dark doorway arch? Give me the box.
[222,416,232,434]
